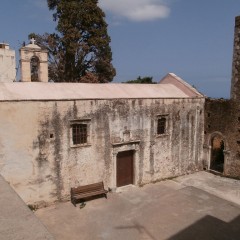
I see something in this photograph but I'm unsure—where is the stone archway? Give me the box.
[209,133,225,173]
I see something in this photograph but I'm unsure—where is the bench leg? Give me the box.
[71,198,77,207]
[105,193,107,199]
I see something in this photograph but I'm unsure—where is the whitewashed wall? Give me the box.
[0,97,205,205]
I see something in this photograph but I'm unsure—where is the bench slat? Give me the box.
[72,189,107,195]
[72,182,103,189]
[72,185,103,192]
[71,183,103,192]
[72,188,107,195]
[73,190,107,200]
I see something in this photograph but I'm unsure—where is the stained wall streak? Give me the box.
[51,103,63,200]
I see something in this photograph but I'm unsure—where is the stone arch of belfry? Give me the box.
[19,39,48,82]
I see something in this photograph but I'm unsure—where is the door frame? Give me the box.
[111,141,140,190]
[116,150,134,187]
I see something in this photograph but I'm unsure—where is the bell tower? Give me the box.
[19,39,48,82]
[231,16,240,100]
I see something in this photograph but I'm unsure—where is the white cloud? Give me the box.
[99,0,170,22]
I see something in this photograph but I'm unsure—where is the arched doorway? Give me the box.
[30,56,40,82]
[210,134,224,173]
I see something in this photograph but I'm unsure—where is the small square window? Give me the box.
[72,124,87,145]
[70,119,91,146]
[157,117,167,135]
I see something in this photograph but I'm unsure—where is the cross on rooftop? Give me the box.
[30,38,36,45]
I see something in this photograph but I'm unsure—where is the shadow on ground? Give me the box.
[114,215,240,240]
[115,221,158,240]
[168,215,240,240]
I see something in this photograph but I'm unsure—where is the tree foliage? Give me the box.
[30,0,115,83]
[125,76,156,84]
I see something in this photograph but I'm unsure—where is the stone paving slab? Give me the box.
[0,175,54,240]
[35,172,240,240]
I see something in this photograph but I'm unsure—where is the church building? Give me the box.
[0,39,205,206]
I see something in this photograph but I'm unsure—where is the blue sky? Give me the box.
[0,0,239,98]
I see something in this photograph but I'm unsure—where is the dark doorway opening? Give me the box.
[117,150,134,187]
[210,135,224,173]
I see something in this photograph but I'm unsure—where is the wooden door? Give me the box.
[117,150,134,187]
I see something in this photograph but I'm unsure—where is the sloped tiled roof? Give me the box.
[0,73,204,101]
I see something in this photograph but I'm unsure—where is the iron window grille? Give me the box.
[157,117,166,135]
[72,123,88,145]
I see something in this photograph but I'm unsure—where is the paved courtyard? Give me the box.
[0,175,54,240]
[35,172,240,240]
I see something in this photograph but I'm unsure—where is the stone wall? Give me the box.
[0,44,16,82]
[204,98,240,177]
[231,16,240,100]
[204,16,240,178]
[0,97,204,205]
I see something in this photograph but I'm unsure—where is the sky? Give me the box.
[0,0,239,98]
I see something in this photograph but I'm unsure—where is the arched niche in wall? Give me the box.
[30,56,40,82]
[208,132,228,174]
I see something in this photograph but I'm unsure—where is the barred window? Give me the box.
[157,117,166,135]
[72,124,88,145]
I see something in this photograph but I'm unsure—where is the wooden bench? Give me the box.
[71,182,108,206]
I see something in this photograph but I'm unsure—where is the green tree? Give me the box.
[125,76,156,84]
[30,0,115,83]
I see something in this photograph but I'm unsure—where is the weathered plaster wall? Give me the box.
[204,98,240,177]
[0,45,16,82]
[0,98,204,205]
